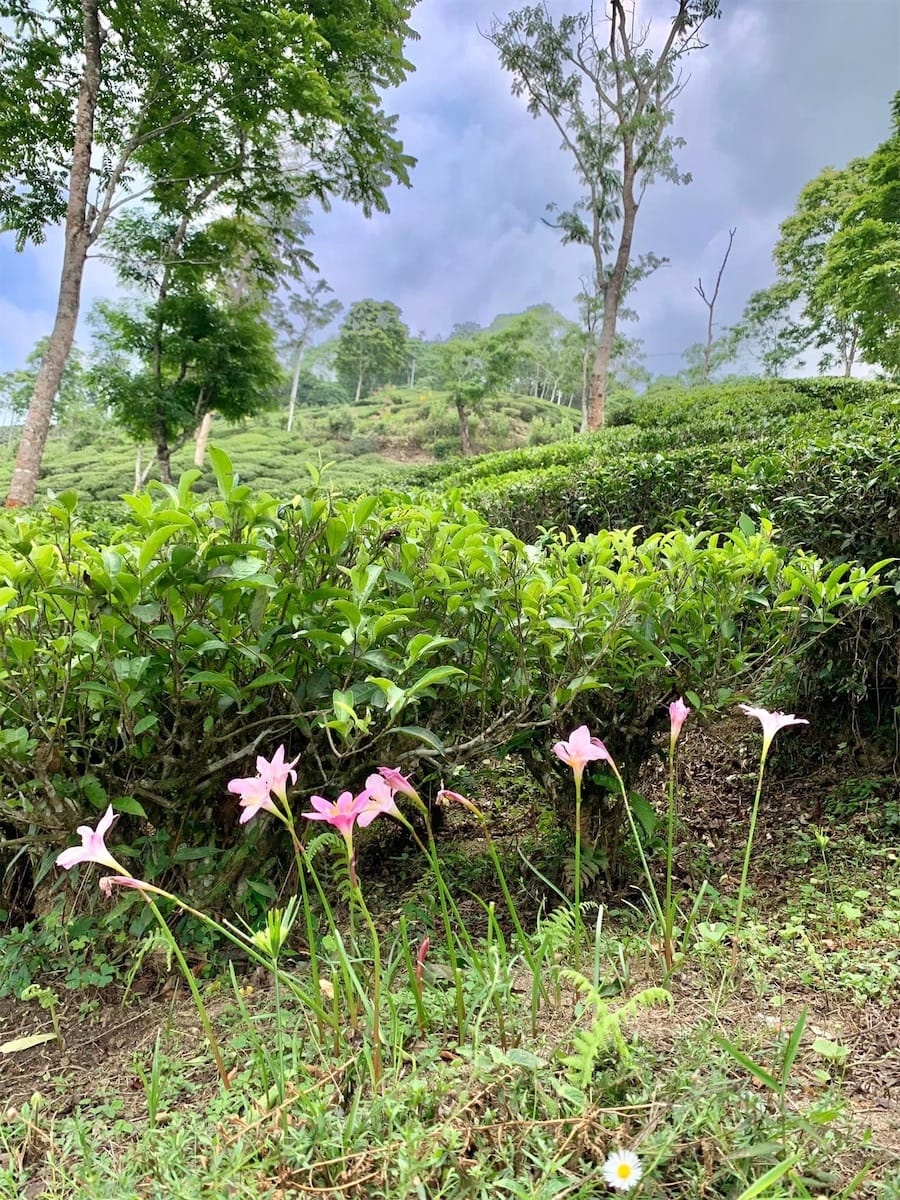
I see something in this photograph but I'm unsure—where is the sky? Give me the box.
[1,0,898,380]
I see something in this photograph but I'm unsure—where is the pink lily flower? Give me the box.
[552,725,613,783]
[99,875,163,898]
[257,745,299,802]
[228,773,280,825]
[738,704,809,754]
[377,767,421,804]
[669,697,691,744]
[357,773,402,829]
[437,784,484,820]
[302,791,369,839]
[415,934,430,992]
[56,806,126,873]
[303,790,369,888]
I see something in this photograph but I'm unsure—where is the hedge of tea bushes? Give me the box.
[0,448,884,902]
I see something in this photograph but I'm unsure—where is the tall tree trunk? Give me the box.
[588,180,637,431]
[156,418,173,485]
[5,0,102,508]
[456,399,472,456]
[355,369,363,403]
[286,335,308,433]
[194,410,214,466]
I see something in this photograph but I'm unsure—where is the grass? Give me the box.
[1,724,898,1199]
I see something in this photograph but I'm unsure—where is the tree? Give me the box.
[821,93,900,377]
[93,295,282,484]
[433,321,529,456]
[771,162,868,375]
[278,279,343,433]
[1,0,418,506]
[489,0,720,431]
[334,300,409,402]
[91,211,283,482]
[694,227,736,384]
[730,285,808,378]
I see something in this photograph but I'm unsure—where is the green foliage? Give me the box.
[0,453,884,905]
[559,971,671,1082]
[335,300,410,401]
[822,92,900,376]
[0,391,580,504]
[0,0,418,250]
[92,292,282,449]
[432,319,533,455]
[771,160,869,374]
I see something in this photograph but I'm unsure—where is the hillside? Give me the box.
[0,387,580,503]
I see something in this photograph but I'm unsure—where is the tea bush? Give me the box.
[0,449,885,909]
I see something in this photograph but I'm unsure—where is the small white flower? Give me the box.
[602,1148,643,1192]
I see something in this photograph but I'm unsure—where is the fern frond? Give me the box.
[535,902,596,956]
[558,970,672,1086]
[303,832,333,864]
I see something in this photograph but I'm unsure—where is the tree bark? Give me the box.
[156,419,173,485]
[355,369,363,403]
[456,399,472,456]
[5,0,102,508]
[286,335,308,433]
[194,410,214,466]
[587,158,637,431]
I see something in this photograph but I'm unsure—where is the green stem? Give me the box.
[421,814,467,1041]
[129,881,334,1031]
[482,827,540,977]
[284,818,323,1034]
[573,773,583,973]
[142,895,230,1090]
[663,738,677,974]
[613,767,665,948]
[352,883,382,1088]
[732,749,769,969]
[399,914,428,1036]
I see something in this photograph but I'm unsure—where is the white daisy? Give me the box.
[602,1148,643,1192]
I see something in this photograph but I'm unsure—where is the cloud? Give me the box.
[1,0,897,379]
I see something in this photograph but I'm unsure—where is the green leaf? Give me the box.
[113,796,148,818]
[628,792,658,839]
[208,447,234,499]
[406,665,465,695]
[714,1035,780,1091]
[138,525,186,571]
[394,725,447,753]
[733,1156,802,1199]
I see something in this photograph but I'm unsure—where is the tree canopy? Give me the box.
[489,0,720,430]
[1,0,419,505]
[335,300,410,402]
[821,92,900,377]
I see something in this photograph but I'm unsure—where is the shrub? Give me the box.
[0,453,885,915]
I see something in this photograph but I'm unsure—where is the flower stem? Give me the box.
[352,884,382,1088]
[142,895,230,1090]
[663,737,677,974]
[732,748,769,970]
[573,773,583,972]
[612,766,665,954]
